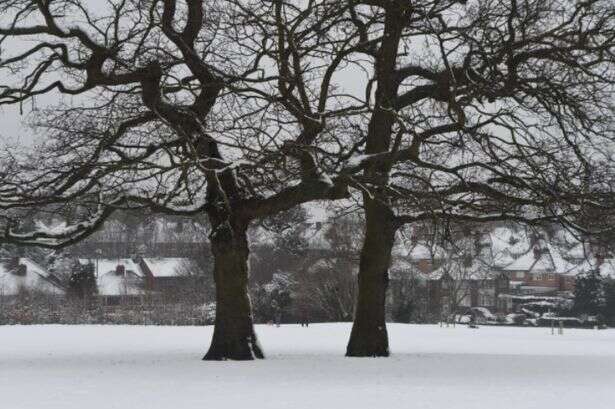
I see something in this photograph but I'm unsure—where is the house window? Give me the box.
[515,271,524,279]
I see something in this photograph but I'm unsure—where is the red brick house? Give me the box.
[501,243,577,294]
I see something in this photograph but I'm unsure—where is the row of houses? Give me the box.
[0,256,203,305]
[389,225,615,317]
[3,219,614,321]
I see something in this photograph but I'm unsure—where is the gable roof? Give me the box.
[566,242,591,260]
[407,242,446,261]
[502,244,575,275]
[546,244,576,274]
[488,226,532,257]
[79,258,144,277]
[567,258,615,279]
[0,258,62,296]
[97,270,144,296]
[140,257,190,277]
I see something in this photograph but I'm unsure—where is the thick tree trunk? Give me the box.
[203,219,263,360]
[345,7,403,358]
[346,198,396,357]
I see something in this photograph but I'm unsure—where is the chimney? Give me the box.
[115,264,126,276]
[533,246,541,260]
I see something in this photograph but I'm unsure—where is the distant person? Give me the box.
[300,311,310,327]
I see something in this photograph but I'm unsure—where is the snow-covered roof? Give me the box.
[567,258,615,279]
[492,251,515,268]
[488,226,531,258]
[546,244,576,274]
[141,257,190,277]
[407,243,445,261]
[97,270,143,296]
[501,251,538,271]
[502,244,575,275]
[566,242,590,260]
[79,258,144,277]
[20,258,52,279]
[0,258,61,296]
[552,228,583,248]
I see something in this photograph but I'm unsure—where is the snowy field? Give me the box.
[1,324,614,409]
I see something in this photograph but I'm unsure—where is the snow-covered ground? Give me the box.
[1,324,614,409]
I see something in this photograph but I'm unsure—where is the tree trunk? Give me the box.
[345,6,403,358]
[346,198,396,357]
[203,219,263,360]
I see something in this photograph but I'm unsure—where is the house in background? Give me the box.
[0,257,63,300]
[501,242,577,295]
[136,257,201,298]
[425,260,510,316]
[77,258,145,305]
[565,242,593,264]
[389,224,599,318]
[76,256,203,304]
[568,256,615,280]
[406,243,446,274]
[389,232,511,320]
[484,226,533,268]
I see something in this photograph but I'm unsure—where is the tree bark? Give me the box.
[346,198,396,357]
[346,7,403,357]
[203,218,263,360]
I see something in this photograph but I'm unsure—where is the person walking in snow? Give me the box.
[300,310,310,327]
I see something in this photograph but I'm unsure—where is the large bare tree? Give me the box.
[2,0,615,361]
[0,0,358,360]
[339,0,615,356]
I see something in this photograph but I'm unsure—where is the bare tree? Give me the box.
[341,0,615,356]
[298,258,358,322]
[0,0,353,360]
[256,209,363,322]
[2,0,614,361]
